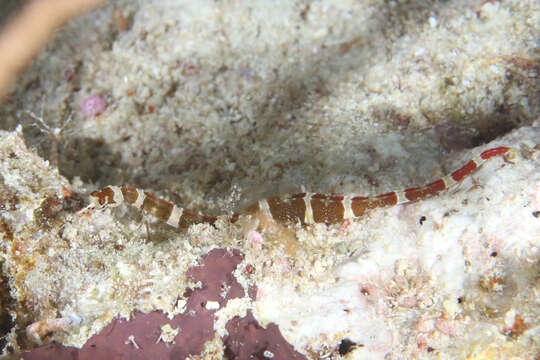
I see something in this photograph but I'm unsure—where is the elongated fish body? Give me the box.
[89,147,513,229]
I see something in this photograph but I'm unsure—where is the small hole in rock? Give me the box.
[338,338,357,355]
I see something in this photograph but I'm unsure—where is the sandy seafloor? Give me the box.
[0,0,539,358]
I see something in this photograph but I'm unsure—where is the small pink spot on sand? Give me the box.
[81,94,107,117]
[248,230,263,249]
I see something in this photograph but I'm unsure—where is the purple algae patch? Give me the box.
[224,310,307,360]
[22,248,307,360]
[22,342,79,360]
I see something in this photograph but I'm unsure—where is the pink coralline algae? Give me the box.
[22,249,307,360]
[81,95,107,117]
